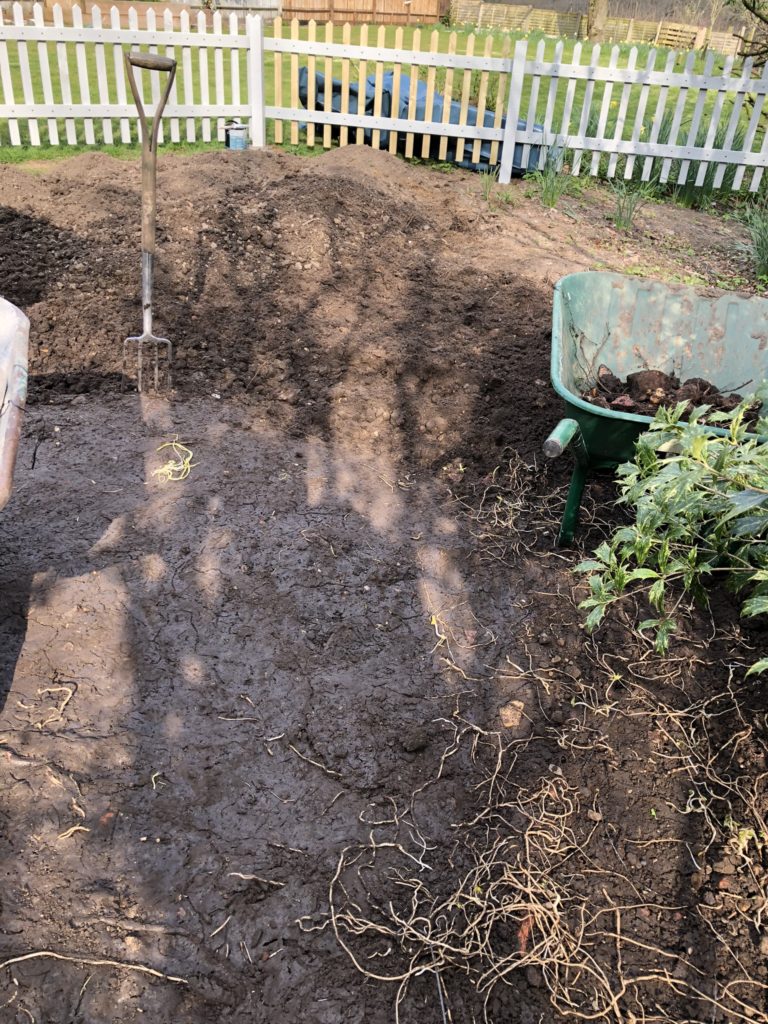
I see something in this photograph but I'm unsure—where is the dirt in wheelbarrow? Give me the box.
[1,147,767,1024]
[581,365,761,425]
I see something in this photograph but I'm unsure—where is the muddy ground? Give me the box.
[1,147,767,1023]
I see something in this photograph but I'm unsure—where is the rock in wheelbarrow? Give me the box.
[596,364,622,395]
[626,369,679,403]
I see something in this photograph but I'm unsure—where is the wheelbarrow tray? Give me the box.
[548,271,768,542]
[0,298,29,511]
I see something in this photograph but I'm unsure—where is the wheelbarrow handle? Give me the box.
[124,51,177,256]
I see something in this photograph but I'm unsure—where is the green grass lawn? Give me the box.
[0,19,759,174]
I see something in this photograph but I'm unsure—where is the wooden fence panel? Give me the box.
[282,0,440,25]
[451,0,745,58]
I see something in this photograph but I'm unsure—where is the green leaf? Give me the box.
[637,618,661,632]
[584,605,606,632]
[574,559,606,573]
[649,578,666,610]
[626,568,660,581]
[746,659,768,677]
[742,596,768,618]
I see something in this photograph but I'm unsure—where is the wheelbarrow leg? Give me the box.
[543,418,589,547]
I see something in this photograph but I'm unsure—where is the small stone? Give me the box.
[538,632,551,645]
[499,700,525,730]
[401,727,429,753]
[586,808,603,823]
[713,859,737,875]
[610,394,636,412]
[760,935,768,956]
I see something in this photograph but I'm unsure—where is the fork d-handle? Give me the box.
[124,50,177,282]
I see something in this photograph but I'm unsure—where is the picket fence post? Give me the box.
[498,37,527,184]
[247,13,266,148]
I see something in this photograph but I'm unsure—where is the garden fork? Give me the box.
[122,51,177,392]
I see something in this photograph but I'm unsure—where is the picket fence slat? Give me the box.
[1,4,767,194]
[339,21,350,147]
[33,2,58,145]
[14,2,40,145]
[230,13,241,133]
[0,7,21,146]
[421,29,438,160]
[165,8,180,143]
[489,32,509,167]
[521,38,543,173]
[213,10,224,141]
[371,24,385,151]
[404,26,420,160]
[322,20,332,149]
[607,45,636,179]
[272,14,283,144]
[624,48,655,180]
[53,3,77,144]
[306,19,316,147]
[470,33,492,165]
[452,29,469,164]
[571,43,599,177]
[179,9,194,142]
[389,24,403,156]
[289,16,298,145]
[356,23,368,146]
[713,55,752,190]
[438,30,456,163]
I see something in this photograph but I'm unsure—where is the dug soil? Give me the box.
[1,147,767,1024]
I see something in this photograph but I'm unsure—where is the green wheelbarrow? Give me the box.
[544,271,768,545]
[0,297,29,511]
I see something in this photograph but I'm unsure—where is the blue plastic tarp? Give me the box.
[298,66,542,174]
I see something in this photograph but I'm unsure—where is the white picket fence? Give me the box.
[1,2,768,189]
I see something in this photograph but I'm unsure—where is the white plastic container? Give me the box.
[0,297,29,510]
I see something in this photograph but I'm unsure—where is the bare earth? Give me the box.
[1,147,766,1024]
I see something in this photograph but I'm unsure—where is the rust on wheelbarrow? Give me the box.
[0,297,29,511]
